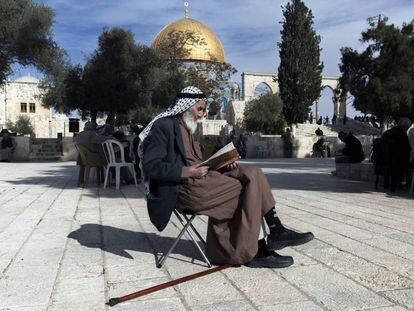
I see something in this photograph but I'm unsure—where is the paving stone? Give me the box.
[105,263,168,283]
[300,246,414,291]
[191,300,255,311]
[108,297,186,311]
[176,272,245,306]
[380,288,414,309]
[279,264,393,310]
[51,276,105,305]
[258,300,324,311]
[47,301,105,311]
[1,159,413,310]
[106,277,177,302]
[224,266,306,306]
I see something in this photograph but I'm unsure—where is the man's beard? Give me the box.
[183,110,198,134]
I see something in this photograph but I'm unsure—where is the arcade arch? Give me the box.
[241,72,346,118]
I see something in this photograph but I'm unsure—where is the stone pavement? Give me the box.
[0,159,413,311]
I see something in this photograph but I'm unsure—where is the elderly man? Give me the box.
[74,121,108,167]
[141,86,314,268]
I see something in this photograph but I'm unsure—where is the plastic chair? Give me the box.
[102,139,137,190]
[74,143,105,188]
[156,208,211,268]
[255,143,267,158]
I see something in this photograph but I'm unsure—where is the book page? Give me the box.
[198,142,236,167]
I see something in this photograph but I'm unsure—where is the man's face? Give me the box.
[188,100,206,120]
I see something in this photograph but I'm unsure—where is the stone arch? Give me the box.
[242,72,279,102]
[253,82,273,98]
[241,72,346,117]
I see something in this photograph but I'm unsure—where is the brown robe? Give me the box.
[177,120,275,265]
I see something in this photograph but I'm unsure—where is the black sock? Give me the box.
[264,207,286,234]
[258,238,267,251]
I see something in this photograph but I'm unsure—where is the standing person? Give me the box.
[309,112,313,124]
[343,114,348,125]
[0,129,15,162]
[324,116,329,125]
[140,86,314,268]
[236,134,247,159]
[380,118,412,191]
[316,116,323,125]
[408,125,414,165]
[281,128,293,158]
[335,131,365,163]
[332,114,337,125]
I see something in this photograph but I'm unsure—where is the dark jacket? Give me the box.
[381,126,411,168]
[342,133,365,163]
[142,117,186,231]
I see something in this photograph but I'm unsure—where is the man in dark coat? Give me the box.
[335,131,365,163]
[380,118,412,191]
[140,86,314,268]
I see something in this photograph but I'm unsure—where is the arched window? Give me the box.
[253,82,272,98]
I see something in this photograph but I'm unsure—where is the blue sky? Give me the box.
[16,0,414,117]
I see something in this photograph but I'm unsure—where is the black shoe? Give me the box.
[245,252,293,268]
[267,229,314,251]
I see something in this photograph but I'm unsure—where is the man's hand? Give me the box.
[188,165,209,178]
[224,161,238,171]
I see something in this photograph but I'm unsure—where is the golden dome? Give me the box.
[152,18,225,63]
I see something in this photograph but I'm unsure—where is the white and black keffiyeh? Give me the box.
[139,86,207,141]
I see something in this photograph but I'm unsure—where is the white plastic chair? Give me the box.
[102,139,137,189]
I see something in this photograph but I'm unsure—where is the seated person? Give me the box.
[335,131,365,163]
[140,86,314,268]
[315,127,324,136]
[0,129,15,162]
[74,122,108,167]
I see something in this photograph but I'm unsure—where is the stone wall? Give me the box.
[2,137,78,161]
[243,134,375,159]
[2,134,376,162]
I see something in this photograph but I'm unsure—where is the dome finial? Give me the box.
[184,2,189,18]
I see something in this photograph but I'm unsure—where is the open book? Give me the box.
[197,142,240,170]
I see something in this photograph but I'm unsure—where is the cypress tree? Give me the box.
[278,0,323,125]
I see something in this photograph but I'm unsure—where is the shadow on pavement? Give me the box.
[68,223,207,265]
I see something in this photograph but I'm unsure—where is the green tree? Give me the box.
[244,93,286,134]
[43,28,168,124]
[0,0,67,83]
[278,0,323,125]
[6,115,35,136]
[339,17,414,130]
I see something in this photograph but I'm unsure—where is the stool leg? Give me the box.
[84,167,90,188]
[78,165,85,187]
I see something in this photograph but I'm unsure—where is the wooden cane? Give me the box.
[107,264,233,307]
